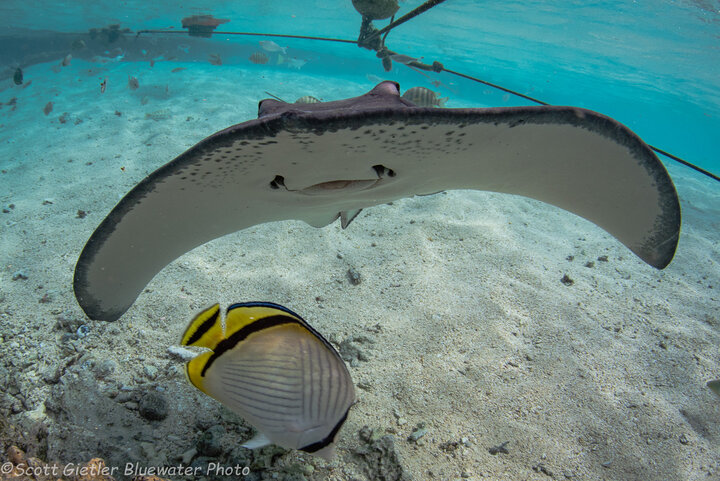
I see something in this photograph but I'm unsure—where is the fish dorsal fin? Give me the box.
[181,303,224,348]
[224,302,304,336]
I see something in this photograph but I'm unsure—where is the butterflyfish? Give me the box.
[180,302,355,459]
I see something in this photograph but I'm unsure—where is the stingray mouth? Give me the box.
[269,164,396,196]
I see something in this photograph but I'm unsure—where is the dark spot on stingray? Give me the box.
[421,125,429,129]
[240,141,249,146]
[363,129,372,134]
[446,131,455,136]
[509,118,525,128]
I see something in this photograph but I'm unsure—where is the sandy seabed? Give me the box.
[0,58,719,480]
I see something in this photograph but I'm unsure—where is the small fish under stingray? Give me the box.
[401,86,447,107]
[181,302,355,458]
[73,81,681,321]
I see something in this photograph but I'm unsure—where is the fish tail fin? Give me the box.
[438,97,449,108]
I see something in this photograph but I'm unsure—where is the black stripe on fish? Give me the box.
[185,306,220,346]
[201,315,295,376]
[300,408,351,453]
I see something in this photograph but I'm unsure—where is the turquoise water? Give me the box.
[1,1,719,479]
[2,1,718,174]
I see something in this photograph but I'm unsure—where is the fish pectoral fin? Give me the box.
[242,432,273,450]
[340,209,363,229]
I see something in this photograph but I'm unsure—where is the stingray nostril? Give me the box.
[269,175,285,189]
[372,164,396,177]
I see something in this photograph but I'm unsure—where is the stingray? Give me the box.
[73,81,681,321]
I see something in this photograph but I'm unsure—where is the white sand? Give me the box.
[1,58,719,480]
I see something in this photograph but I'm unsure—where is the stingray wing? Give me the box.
[74,99,680,321]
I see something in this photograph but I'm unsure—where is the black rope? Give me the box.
[440,68,717,182]
[136,29,357,44]
[649,146,720,182]
[127,27,718,183]
[441,68,549,105]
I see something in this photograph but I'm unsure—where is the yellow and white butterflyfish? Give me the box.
[180,301,355,459]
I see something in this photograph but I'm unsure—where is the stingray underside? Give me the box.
[73,84,680,321]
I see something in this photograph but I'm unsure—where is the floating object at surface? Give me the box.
[181,302,355,459]
[352,0,400,20]
[181,15,230,38]
[73,81,681,321]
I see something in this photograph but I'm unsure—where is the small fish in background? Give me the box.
[285,57,307,69]
[171,67,186,73]
[366,73,383,84]
[208,53,222,66]
[259,40,287,54]
[401,86,448,107]
[13,68,23,85]
[61,54,72,67]
[177,44,190,53]
[71,39,86,50]
[295,95,321,104]
[389,53,421,65]
[43,101,53,115]
[180,302,355,459]
[100,77,108,94]
[249,52,269,65]
[709,380,720,398]
[51,65,62,73]
[149,59,156,68]
[127,76,139,90]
